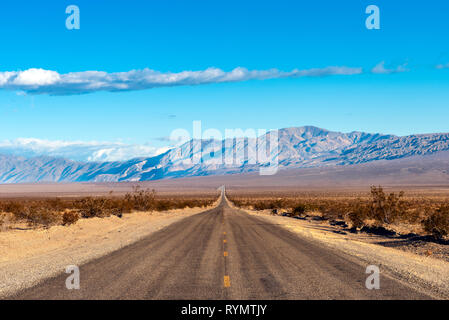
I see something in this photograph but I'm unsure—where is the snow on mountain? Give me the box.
[0,126,448,183]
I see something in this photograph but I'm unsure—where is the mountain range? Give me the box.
[1,126,449,184]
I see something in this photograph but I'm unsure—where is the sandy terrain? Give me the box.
[242,207,449,299]
[0,202,218,298]
[1,185,447,299]
[2,151,449,200]
[0,182,221,199]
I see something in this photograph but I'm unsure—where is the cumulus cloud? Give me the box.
[371,61,408,74]
[0,66,363,95]
[0,138,171,162]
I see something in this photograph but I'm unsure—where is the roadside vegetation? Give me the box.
[229,186,449,241]
[0,187,216,230]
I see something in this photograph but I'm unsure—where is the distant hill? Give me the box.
[1,126,449,183]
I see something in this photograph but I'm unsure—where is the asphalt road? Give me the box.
[11,190,432,300]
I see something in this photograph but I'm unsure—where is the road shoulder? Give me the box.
[0,204,216,298]
[241,208,449,299]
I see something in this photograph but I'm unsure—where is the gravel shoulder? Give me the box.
[0,204,216,298]
[242,208,449,299]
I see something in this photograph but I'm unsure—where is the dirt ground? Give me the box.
[0,203,217,298]
[241,207,449,299]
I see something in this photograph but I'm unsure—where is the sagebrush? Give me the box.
[0,188,215,229]
[229,186,449,239]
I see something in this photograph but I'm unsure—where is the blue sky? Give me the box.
[0,0,448,161]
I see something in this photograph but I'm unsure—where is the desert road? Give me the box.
[11,190,432,300]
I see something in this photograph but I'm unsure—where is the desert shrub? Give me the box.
[319,203,346,220]
[2,201,27,220]
[75,197,108,218]
[154,200,171,211]
[347,203,369,229]
[0,189,216,230]
[369,186,406,224]
[252,199,285,211]
[253,201,268,211]
[402,208,422,224]
[25,205,61,227]
[119,193,135,213]
[291,204,306,217]
[423,205,449,239]
[228,189,449,238]
[62,210,80,226]
[129,187,156,211]
[43,198,65,212]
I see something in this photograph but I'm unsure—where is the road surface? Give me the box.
[10,190,432,300]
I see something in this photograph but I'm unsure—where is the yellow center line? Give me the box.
[224,251,228,257]
[223,239,227,243]
[223,232,226,235]
[224,276,231,287]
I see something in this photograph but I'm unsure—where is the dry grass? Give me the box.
[228,186,449,240]
[0,187,217,230]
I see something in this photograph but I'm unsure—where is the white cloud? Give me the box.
[0,66,363,95]
[0,138,170,162]
[371,61,408,74]
[12,68,61,86]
